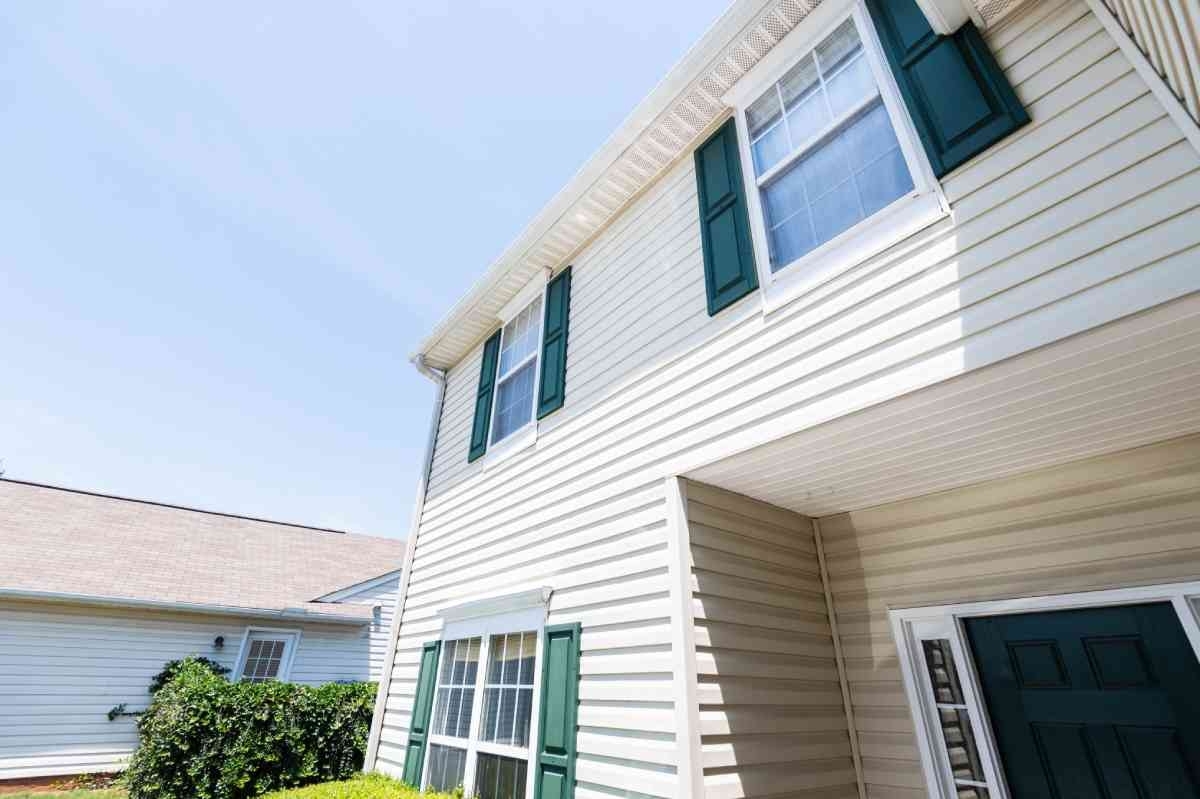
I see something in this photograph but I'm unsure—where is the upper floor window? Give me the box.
[492,297,543,445]
[720,1,946,311]
[746,17,914,271]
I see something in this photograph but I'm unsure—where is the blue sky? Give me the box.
[0,1,731,538]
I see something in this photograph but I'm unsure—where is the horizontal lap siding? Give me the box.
[820,434,1200,798]
[334,579,399,680]
[685,482,856,799]
[381,1,1200,795]
[0,603,370,779]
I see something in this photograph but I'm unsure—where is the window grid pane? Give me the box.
[492,361,536,443]
[492,297,542,444]
[474,753,528,799]
[427,744,468,793]
[481,632,537,747]
[432,637,481,740]
[921,639,990,793]
[242,637,286,682]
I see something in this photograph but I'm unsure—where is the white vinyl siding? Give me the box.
[0,602,380,780]
[382,2,1200,796]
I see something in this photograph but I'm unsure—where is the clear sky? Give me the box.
[0,1,732,538]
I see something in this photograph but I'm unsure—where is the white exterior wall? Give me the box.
[0,596,388,780]
[333,577,399,681]
[378,1,1200,797]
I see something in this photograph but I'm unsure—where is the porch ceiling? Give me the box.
[686,296,1200,517]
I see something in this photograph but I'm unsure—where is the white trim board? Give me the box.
[313,570,402,603]
[890,580,1200,799]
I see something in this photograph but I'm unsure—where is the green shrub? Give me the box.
[148,656,230,694]
[124,659,376,799]
[261,773,457,798]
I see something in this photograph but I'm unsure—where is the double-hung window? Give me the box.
[491,297,543,446]
[425,630,541,799]
[729,2,943,303]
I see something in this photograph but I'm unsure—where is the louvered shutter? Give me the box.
[537,267,572,419]
[467,330,502,463]
[533,623,581,799]
[401,640,441,787]
[694,119,759,316]
[866,0,1029,177]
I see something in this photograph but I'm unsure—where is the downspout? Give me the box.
[364,353,447,772]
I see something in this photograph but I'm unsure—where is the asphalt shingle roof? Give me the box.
[0,479,404,619]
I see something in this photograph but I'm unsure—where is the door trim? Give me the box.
[890,580,1200,799]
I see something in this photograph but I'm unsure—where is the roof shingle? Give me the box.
[0,480,404,618]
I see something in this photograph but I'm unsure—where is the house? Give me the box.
[365,0,1200,796]
[0,479,404,781]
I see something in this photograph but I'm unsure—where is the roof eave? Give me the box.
[0,588,372,626]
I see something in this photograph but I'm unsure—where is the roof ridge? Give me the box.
[0,478,349,535]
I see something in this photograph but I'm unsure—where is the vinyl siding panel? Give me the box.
[334,577,399,680]
[382,2,1200,796]
[685,482,856,799]
[819,434,1200,798]
[0,602,377,779]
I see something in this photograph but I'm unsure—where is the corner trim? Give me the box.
[664,477,704,799]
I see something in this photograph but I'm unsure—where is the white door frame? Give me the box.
[890,580,1200,799]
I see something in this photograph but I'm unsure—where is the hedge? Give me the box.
[261,773,458,799]
[125,659,376,799]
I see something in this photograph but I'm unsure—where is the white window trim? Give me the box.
[890,580,1200,799]
[479,271,552,471]
[232,626,302,682]
[422,594,551,799]
[723,0,949,316]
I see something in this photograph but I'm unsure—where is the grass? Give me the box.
[261,774,457,799]
[1,787,124,791]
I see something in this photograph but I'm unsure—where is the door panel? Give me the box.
[965,603,1200,798]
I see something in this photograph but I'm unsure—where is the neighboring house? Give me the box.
[365,0,1200,797]
[0,479,404,781]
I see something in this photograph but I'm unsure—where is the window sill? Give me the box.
[478,424,538,473]
[760,191,948,317]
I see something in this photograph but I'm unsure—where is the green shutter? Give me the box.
[533,623,581,799]
[866,0,1029,177]
[537,267,572,419]
[694,119,759,316]
[468,330,502,463]
[402,640,441,787]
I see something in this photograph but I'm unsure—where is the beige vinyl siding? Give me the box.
[0,602,374,780]
[819,435,1200,798]
[380,2,1200,796]
[685,482,856,799]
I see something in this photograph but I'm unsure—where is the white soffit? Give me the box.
[687,297,1200,517]
[412,0,1032,371]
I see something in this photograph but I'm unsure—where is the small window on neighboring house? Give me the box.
[236,630,298,682]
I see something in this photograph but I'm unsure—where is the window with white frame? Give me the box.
[236,630,298,683]
[425,631,539,799]
[736,5,932,282]
[491,297,543,445]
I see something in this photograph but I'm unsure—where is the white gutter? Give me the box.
[365,355,448,771]
[0,588,371,625]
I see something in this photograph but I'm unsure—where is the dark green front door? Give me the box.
[965,604,1200,797]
